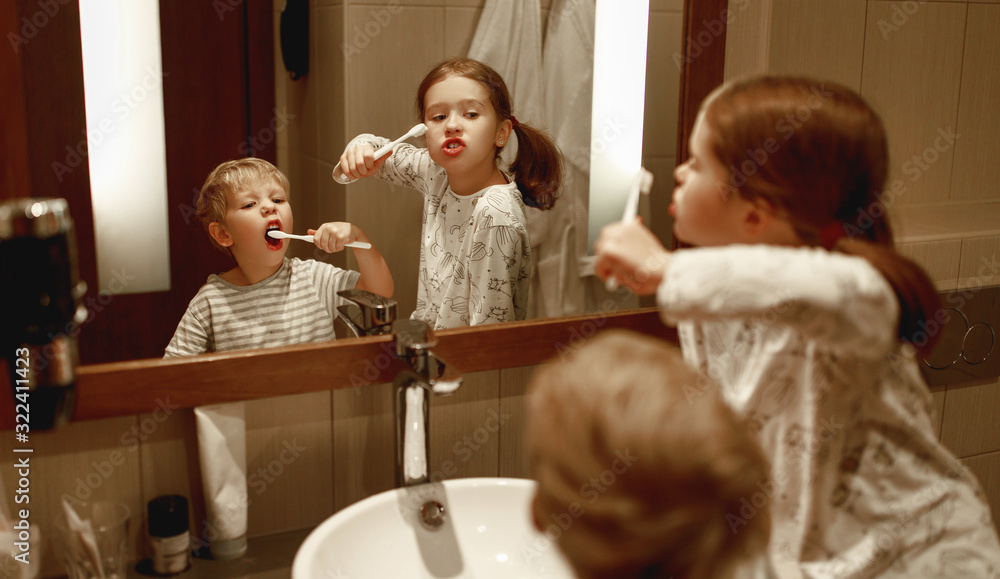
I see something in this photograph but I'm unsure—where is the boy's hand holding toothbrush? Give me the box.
[309,222,372,254]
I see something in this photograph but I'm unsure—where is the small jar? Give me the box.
[147,495,191,575]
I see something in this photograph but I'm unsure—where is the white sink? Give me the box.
[292,477,576,578]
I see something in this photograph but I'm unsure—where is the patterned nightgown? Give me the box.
[659,244,1000,578]
[335,134,530,329]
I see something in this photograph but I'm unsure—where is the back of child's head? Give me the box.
[702,75,942,356]
[526,329,771,579]
[197,157,290,254]
[415,57,562,210]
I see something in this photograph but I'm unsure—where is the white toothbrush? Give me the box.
[373,123,428,159]
[267,230,371,249]
[606,167,655,291]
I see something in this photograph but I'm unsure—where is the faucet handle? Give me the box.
[337,289,397,336]
[393,319,438,358]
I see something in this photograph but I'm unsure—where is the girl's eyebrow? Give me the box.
[426,98,487,109]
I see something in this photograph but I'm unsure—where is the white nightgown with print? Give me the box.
[658,245,1000,579]
[336,134,530,329]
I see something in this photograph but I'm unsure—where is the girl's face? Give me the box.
[422,75,506,178]
[671,113,756,247]
[215,178,293,270]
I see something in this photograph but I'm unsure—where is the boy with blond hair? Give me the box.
[165,157,392,356]
[527,330,773,579]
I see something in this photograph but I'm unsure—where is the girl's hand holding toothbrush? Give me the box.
[309,222,370,254]
[336,144,391,181]
[333,124,428,182]
[593,219,673,296]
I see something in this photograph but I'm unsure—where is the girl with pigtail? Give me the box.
[595,76,1000,577]
[334,57,561,328]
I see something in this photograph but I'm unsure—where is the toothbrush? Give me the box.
[606,167,655,291]
[373,123,428,159]
[267,230,371,249]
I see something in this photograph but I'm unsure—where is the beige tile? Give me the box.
[445,6,483,58]
[314,160,350,273]
[138,405,201,543]
[643,10,683,159]
[332,380,395,510]
[941,377,1000,458]
[428,370,501,480]
[958,236,1000,290]
[498,365,539,478]
[961,451,1000,538]
[861,2,966,205]
[723,0,771,81]
[244,392,334,536]
[286,154,323,264]
[895,239,962,292]
[345,5,445,142]
[952,4,1000,202]
[346,175,424,317]
[768,0,866,90]
[0,416,143,578]
[315,6,347,165]
[643,156,677,249]
[892,202,1000,244]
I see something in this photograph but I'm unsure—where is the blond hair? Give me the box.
[527,330,771,579]
[197,158,290,254]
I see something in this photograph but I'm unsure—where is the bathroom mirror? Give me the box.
[1,0,724,373]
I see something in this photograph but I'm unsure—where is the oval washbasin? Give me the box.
[292,477,576,578]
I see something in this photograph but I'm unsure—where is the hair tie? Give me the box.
[819,221,846,249]
[510,115,519,128]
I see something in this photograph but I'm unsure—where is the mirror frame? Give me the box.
[2,0,727,424]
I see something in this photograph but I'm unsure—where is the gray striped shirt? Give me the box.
[164,257,360,357]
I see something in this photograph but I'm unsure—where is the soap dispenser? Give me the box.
[0,198,87,430]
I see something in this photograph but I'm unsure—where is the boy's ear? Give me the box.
[209,221,234,248]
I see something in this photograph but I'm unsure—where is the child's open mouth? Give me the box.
[265,221,283,249]
[442,138,465,156]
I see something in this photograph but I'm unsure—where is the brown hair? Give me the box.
[197,157,290,254]
[415,57,561,210]
[527,330,771,579]
[702,75,942,356]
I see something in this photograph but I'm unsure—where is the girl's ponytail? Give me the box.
[508,122,561,210]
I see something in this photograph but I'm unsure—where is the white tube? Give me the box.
[194,403,248,560]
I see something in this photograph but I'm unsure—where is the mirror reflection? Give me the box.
[70,1,684,364]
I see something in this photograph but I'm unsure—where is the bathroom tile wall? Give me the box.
[725,0,1000,534]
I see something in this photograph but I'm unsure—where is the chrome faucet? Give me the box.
[337,288,396,337]
[392,319,462,488]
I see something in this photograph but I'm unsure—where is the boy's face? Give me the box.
[212,178,293,270]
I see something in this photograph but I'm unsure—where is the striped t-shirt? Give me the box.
[164,257,360,357]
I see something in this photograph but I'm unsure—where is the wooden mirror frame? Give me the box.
[2,0,727,424]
